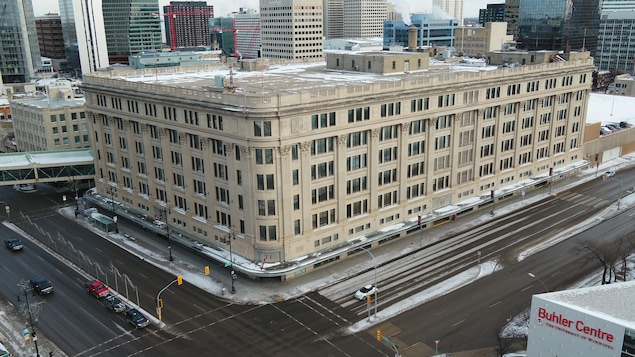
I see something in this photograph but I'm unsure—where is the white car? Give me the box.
[13,184,36,192]
[604,170,616,178]
[354,284,377,300]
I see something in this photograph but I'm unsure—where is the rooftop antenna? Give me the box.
[581,28,587,52]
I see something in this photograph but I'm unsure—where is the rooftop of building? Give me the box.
[11,96,85,110]
[537,280,635,328]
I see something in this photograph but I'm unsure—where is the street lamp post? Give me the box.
[528,272,549,292]
[162,207,173,261]
[606,177,624,210]
[225,233,236,294]
[359,246,378,319]
[18,283,41,357]
[107,186,118,233]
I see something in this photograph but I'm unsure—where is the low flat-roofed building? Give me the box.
[527,281,635,356]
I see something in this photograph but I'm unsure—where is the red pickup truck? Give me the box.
[85,280,110,298]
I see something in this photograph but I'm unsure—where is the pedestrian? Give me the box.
[74,209,79,218]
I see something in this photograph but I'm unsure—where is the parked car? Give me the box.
[606,123,621,131]
[4,238,23,251]
[125,308,149,328]
[354,284,377,300]
[13,184,36,192]
[620,121,633,128]
[604,170,616,178]
[104,296,126,313]
[85,280,110,298]
[600,126,612,135]
[30,277,53,295]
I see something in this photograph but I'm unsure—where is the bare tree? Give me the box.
[575,236,633,284]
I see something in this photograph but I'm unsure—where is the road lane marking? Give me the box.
[452,319,465,327]
[521,285,533,291]
[489,301,501,308]
[434,309,447,316]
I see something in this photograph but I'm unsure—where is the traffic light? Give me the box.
[177,275,183,285]
[204,265,210,276]
[157,298,163,308]
[366,295,371,304]
[376,329,381,342]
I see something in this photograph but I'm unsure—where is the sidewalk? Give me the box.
[0,154,633,356]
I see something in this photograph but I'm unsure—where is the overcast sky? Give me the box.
[32,0,492,19]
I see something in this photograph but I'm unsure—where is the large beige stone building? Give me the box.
[81,50,594,279]
[456,22,513,58]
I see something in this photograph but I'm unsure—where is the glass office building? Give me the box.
[0,0,41,83]
[515,0,601,56]
[102,0,162,64]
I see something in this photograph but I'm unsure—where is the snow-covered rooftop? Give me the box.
[536,280,635,328]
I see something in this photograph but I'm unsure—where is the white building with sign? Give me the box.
[527,281,635,356]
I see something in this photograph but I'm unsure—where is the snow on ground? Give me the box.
[586,93,635,126]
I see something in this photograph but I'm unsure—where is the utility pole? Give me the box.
[162,207,173,261]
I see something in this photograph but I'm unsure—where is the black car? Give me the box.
[29,277,53,295]
[125,309,149,328]
[4,238,23,251]
[104,296,126,313]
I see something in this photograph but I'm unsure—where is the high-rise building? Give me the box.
[81,50,594,280]
[384,14,458,48]
[324,0,344,39]
[260,0,323,60]
[163,1,214,50]
[504,0,520,37]
[511,0,601,57]
[433,0,464,26]
[478,3,505,26]
[211,9,261,60]
[596,0,635,72]
[102,0,162,64]
[343,0,388,38]
[58,0,110,77]
[0,0,42,83]
[35,13,66,60]
[602,0,635,11]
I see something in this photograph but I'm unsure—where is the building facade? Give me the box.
[102,0,162,64]
[10,84,89,152]
[478,3,505,26]
[0,0,42,83]
[433,0,464,25]
[260,0,323,59]
[59,0,110,77]
[35,13,66,61]
[81,50,593,279]
[456,22,513,58]
[342,0,388,38]
[163,1,214,50]
[384,14,458,48]
[596,3,635,72]
[324,0,344,39]
[513,0,601,57]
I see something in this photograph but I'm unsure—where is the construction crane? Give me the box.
[153,5,214,51]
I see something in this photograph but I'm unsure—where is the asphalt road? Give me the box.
[0,168,632,356]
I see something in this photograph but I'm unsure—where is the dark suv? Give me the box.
[4,238,23,251]
[125,309,149,328]
[30,277,53,295]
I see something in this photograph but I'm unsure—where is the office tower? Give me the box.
[433,0,464,25]
[211,9,261,60]
[324,0,344,39]
[343,0,388,38]
[58,0,109,77]
[504,0,520,37]
[102,0,162,64]
[260,0,323,60]
[601,0,635,11]
[35,13,66,61]
[163,1,214,50]
[82,50,593,280]
[479,3,505,26]
[596,0,635,71]
[0,0,42,83]
[384,14,458,48]
[512,0,601,56]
